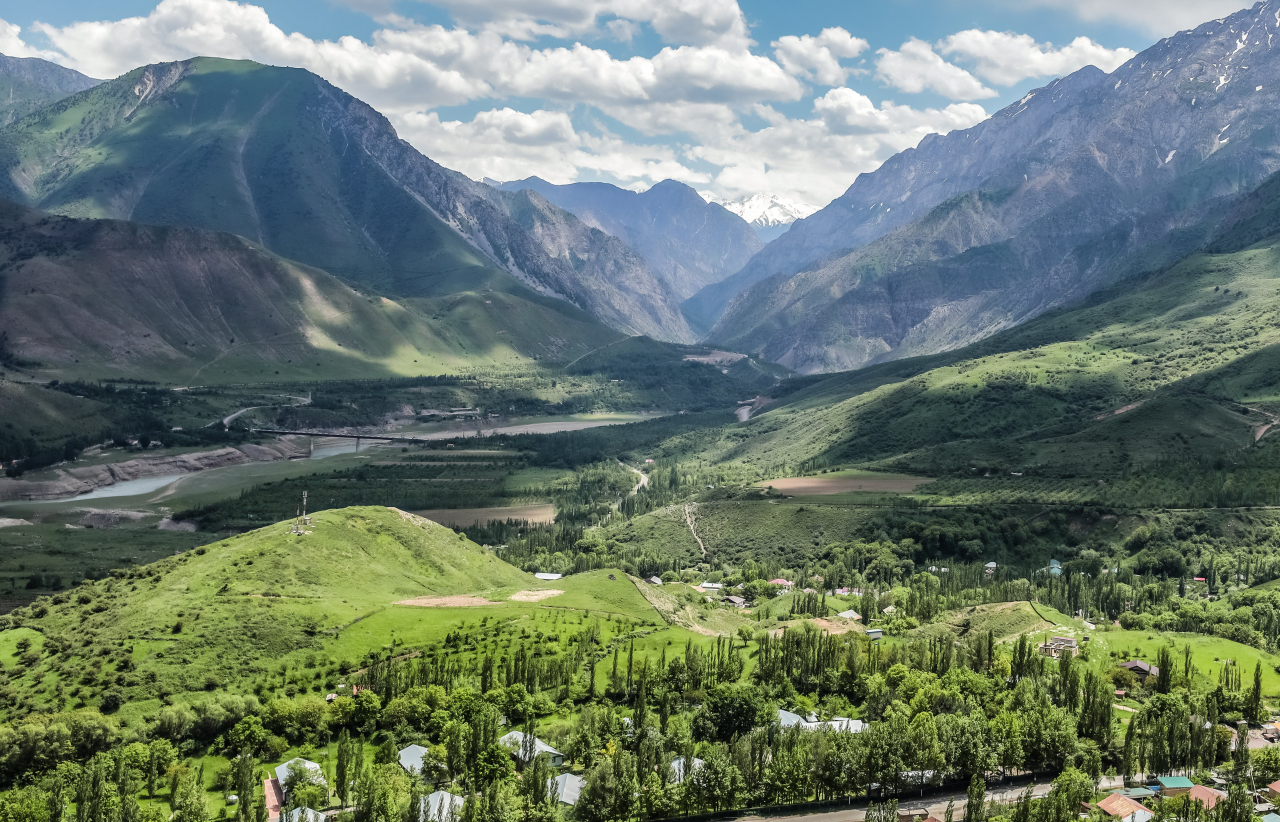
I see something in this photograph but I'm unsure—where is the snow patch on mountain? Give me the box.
[700,193,818,241]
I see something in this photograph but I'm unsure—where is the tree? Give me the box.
[1247,662,1264,722]
[171,770,209,822]
[336,731,354,810]
[233,756,256,822]
[1231,721,1251,784]
[227,718,269,758]
[1155,647,1173,694]
[908,713,944,791]
[693,685,770,743]
[520,755,559,822]
[962,775,985,822]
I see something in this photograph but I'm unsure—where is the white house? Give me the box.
[669,757,705,784]
[274,759,325,794]
[778,708,863,734]
[499,730,566,767]
[547,774,585,805]
[645,576,663,585]
[779,708,804,727]
[837,609,861,620]
[698,582,723,590]
[398,744,429,774]
[422,791,466,822]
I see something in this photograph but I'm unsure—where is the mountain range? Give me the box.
[700,193,816,242]
[702,2,1280,373]
[0,54,99,126]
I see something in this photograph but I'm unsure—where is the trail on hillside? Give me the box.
[685,502,706,557]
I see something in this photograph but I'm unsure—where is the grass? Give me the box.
[1090,629,1280,700]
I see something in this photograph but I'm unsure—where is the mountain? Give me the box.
[701,193,817,242]
[0,199,620,383]
[706,3,1280,373]
[9,506,533,706]
[496,177,762,301]
[0,57,693,342]
[0,53,99,126]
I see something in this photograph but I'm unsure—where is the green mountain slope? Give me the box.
[0,54,99,126]
[0,200,620,383]
[6,507,532,710]
[0,57,692,341]
[709,197,1280,479]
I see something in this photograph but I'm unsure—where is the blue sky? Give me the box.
[0,0,1251,206]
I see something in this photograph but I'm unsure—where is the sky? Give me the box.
[0,0,1254,208]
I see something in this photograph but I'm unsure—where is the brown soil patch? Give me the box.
[764,473,928,495]
[412,504,555,527]
[396,595,494,607]
[509,589,563,602]
[811,618,859,635]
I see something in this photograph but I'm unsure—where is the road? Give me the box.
[211,394,311,427]
[622,462,649,495]
[738,777,1126,822]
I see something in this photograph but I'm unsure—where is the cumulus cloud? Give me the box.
[940,30,1135,85]
[875,38,997,101]
[772,27,869,86]
[1008,0,1244,38]
[0,18,70,61]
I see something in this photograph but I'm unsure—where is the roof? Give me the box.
[1262,815,1280,822]
[547,774,585,805]
[499,730,563,762]
[645,576,662,585]
[1121,660,1159,676]
[1186,785,1225,810]
[422,791,465,822]
[1158,776,1194,789]
[837,610,861,620]
[725,595,746,604]
[1113,788,1154,799]
[281,810,324,822]
[263,779,283,820]
[533,573,562,581]
[699,582,723,589]
[669,757,705,784]
[778,709,804,727]
[274,759,324,789]
[1269,779,1280,792]
[984,562,998,568]
[769,578,792,585]
[1097,793,1151,819]
[399,744,429,773]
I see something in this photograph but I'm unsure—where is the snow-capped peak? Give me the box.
[700,192,818,230]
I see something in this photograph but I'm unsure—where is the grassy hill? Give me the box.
[2,507,534,715]
[0,199,620,383]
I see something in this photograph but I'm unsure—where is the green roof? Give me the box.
[1157,777,1194,789]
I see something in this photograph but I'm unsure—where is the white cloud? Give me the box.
[940,30,1135,85]
[1009,0,1244,38]
[772,27,869,86]
[0,18,67,61]
[875,38,997,101]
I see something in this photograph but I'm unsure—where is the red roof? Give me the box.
[1097,794,1149,819]
[263,778,283,821]
[769,578,792,585]
[1187,785,1224,810]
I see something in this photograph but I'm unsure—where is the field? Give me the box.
[758,469,930,495]
[411,504,556,527]
[1091,629,1280,701]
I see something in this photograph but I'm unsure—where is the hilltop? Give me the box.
[3,507,534,714]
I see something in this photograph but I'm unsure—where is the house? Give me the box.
[803,717,864,734]
[897,809,930,822]
[1262,815,1280,822]
[699,582,723,590]
[883,605,897,615]
[547,774,584,806]
[262,779,284,822]
[281,810,324,822]
[984,562,997,575]
[534,572,562,581]
[725,595,747,607]
[669,757,705,784]
[422,791,466,822]
[1267,778,1280,800]
[867,628,884,641]
[1121,660,1160,678]
[499,730,565,767]
[1157,776,1194,797]
[274,759,325,794]
[645,576,663,585]
[779,709,804,727]
[398,744,429,774]
[1096,793,1154,822]
[769,578,794,588]
[1048,559,1063,576]
[1112,788,1154,801]
[1039,636,1078,658]
[1185,785,1226,810]
[838,609,861,620]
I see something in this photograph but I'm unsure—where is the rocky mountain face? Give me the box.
[701,193,816,242]
[0,57,693,342]
[708,2,1280,373]
[0,54,99,125]
[498,177,762,303]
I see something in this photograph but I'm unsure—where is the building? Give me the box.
[699,582,723,590]
[1185,785,1226,810]
[867,628,884,641]
[769,578,794,588]
[1039,636,1078,658]
[776,708,864,734]
[499,730,566,767]
[724,595,747,607]
[547,774,584,806]
[1121,660,1160,678]
[1048,559,1063,576]
[669,757,705,784]
[883,605,897,615]
[645,576,663,585]
[897,809,930,822]
[984,562,998,575]
[534,572,562,581]
[398,744,430,774]
[1096,793,1154,822]
[838,609,861,620]
[1112,788,1154,801]
[1157,776,1194,797]
[273,759,325,794]
[779,709,804,727]
[1267,779,1280,800]
[281,810,324,822]
[422,791,466,822]
[262,779,284,822]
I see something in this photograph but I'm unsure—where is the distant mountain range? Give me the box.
[704,2,1280,373]
[0,54,99,126]
[700,193,817,242]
